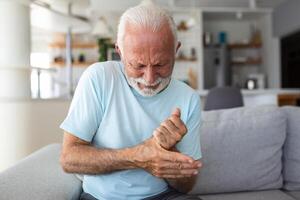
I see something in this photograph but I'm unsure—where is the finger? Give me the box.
[162,120,182,140]
[159,168,199,176]
[161,174,193,179]
[159,161,200,170]
[153,129,172,149]
[157,126,178,143]
[193,160,203,168]
[168,117,187,136]
[171,107,181,118]
[153,129,166,143]
[162,150,194,163]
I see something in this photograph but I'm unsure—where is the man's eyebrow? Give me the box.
[129,61,144,66]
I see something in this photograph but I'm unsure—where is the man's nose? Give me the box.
[143,67,157,84]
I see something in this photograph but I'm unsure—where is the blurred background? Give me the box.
[1,0,300,171]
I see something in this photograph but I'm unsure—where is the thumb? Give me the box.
[171,107,181,118]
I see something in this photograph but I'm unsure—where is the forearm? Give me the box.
[60,143,135,174]
[61,132,200,179]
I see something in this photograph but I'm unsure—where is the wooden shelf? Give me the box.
[48,42,97,49]
[228,43,262,49]
[231,58,262,66]
[278,93,300,106]
[50,61,96,68]
[176,58,197,62]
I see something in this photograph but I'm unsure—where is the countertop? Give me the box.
[197,88,300,96]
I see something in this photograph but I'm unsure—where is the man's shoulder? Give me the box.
[170,79,199,98]
[85,61,121,75]
[83,61,123,82]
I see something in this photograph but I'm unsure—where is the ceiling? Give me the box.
[174,0,287,8]
[88,0,287,12]
[30,0,287,33]
[34,0,287,13]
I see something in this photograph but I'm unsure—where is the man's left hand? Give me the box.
[153,108,187,150]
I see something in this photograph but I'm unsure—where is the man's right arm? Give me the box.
[60,132,135,174]
[60,132,200,178]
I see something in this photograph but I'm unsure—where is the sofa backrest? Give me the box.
[191,105,286,194]
[282,106,300,191]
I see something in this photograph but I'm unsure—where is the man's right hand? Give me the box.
[132,137,201,179]
[153,108,187,150]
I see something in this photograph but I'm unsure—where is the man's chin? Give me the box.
[135,88,160,97]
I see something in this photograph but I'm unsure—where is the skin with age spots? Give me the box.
[154,108,187,150]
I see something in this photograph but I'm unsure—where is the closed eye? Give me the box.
[154,64,163,67]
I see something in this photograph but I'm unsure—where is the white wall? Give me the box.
[258,14,281,88]
[0,99,70,171]
[203,19,254,44]
[273,0,300,38]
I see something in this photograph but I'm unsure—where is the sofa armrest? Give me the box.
[0,143,82,200]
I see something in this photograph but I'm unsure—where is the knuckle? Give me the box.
[155,171,162,177]
[181,125,188,134]
[156,127,162,133]
[169,116,176,122]
[166,119,172,126]
[155,163,163,171]
[174,132,182,141]
[162,143,169,149]
[176,162,182,169]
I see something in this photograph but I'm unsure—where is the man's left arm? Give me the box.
[153,104,202,193]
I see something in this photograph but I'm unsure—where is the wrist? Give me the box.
[117,147,138,170]
[128,138,154,169]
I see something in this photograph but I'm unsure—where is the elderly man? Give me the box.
[60,2,202,200]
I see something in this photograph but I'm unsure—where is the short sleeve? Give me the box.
[177,93,202,160]
[60,66,104,142]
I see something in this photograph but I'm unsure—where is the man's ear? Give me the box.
[115,43,122,57]
[175,41,181,53]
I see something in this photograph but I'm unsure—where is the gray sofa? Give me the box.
[0,105,300,200]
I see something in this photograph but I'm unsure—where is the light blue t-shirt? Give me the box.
[60,61,202,200]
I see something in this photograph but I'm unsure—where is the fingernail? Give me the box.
[197,163,202,167]
[193,171,198,175]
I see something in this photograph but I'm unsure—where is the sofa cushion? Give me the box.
[191,105,286,194]
[199,190,296,200]
[285,191,300,200]
[282,106,300,191]
[0,144,82,200]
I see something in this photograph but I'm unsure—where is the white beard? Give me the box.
[125,73,171,97]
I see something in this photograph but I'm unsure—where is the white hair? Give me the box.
[117,2,178,53]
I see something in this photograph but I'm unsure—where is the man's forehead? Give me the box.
[124,22,174,42]
[123,32,174,53]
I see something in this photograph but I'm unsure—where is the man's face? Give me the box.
[117,23,180,96]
